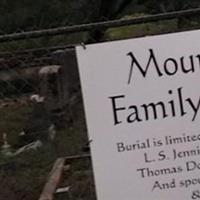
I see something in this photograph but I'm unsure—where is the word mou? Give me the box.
[127,48,200,84]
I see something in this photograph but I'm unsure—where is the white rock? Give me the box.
[14,140,43,156]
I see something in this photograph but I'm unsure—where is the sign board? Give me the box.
[76,30,200,200]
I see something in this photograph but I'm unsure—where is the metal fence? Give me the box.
[1,7,200,200]
[1,8,200,100]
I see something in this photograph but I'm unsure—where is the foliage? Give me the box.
[0,0,101,34]
[0,100,88,200]
[0,1,200,51]
[1,0,200,34]
[104,17,178,41]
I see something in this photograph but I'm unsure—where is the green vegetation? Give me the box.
[1,1,200,200]
[105,15,178,41]
[0,0,200,51]
[0,101,88,200]
[0,105,32,146]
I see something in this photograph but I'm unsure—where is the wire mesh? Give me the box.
[0,7,200,200]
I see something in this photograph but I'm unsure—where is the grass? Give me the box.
[0,99,89,200]
[0,32,89,52]
[104,17,179,41]
[0,105,33,147]
[104,14,200,42]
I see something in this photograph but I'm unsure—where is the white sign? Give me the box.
[76,30,200,200]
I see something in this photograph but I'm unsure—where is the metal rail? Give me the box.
[0,8,200,42]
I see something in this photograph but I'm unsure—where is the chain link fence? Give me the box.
[1,7,200,200]
[1,8,200,99]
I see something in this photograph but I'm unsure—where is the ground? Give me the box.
[0,97,90,200]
